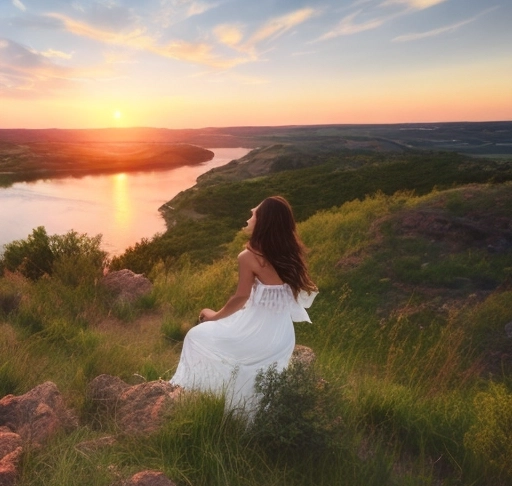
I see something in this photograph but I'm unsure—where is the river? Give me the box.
[0,147,250,256]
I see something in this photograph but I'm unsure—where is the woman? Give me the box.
[170,196,317,413]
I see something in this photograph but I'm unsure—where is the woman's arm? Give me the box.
[199,250,255,322]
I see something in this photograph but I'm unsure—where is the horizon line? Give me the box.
[1,120,511,131]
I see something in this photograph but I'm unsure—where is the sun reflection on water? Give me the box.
[113,173,130,230]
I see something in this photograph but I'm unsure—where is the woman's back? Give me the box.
[242,247,283,285]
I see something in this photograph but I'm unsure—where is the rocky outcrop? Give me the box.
[0,382,78,446]
[87,375,179,435]
[0,382,78,486]
[102,269,153,303]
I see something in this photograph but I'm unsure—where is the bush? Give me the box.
[251,361,342,452]
[1,227,107,282]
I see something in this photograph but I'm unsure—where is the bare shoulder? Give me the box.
[238,248,257,264]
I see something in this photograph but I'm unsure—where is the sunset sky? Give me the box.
[1,0,511,129]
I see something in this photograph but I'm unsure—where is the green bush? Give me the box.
[1,227,107,282]
[251,361,342,452]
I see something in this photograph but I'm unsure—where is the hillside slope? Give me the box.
[2,182,512,486]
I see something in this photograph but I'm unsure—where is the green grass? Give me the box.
[2,181,512,485]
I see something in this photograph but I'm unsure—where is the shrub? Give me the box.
[1,226,54,279]
[251,361,342,452]
[1,227,107,282]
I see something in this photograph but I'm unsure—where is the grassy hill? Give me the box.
[1,179,512,485]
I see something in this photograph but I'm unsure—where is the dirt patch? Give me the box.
[395,209,512,253]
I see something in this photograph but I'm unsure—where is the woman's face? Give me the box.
[245,206,258,234]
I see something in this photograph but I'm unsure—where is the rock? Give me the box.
[102,269,153,303]
[0,430,22,460]
[291,345,316,367]
[118,470,176,486]
[0,446,22,486]
[0,382,78,446]
[87,375,178,435]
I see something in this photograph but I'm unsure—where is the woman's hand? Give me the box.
[199,308,217,322]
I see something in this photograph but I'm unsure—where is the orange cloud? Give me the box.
[380,0,448,9]
[47,12,250,69]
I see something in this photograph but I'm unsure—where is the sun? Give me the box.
[114,110,122,120]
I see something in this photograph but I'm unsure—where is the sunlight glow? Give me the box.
[113,173,131,230]
[114,110,122,120]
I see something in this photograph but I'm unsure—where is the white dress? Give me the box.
[170,278,317,413]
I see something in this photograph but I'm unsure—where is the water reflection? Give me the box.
[0,148,250,256]
[113,173,130,230]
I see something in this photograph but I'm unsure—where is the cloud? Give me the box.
[392,7,500,42]
[40,49,73,59]
[392,19,472,42]
[46,12,249,69]
[380,0,448,9]
[315,10,386,41]
[12,0,26,12]
[214,24,244,48]
[47,13,154,48]
[313,0,448,42]
[214,8,317,57]
[0,38,114,98]
[156,0,220,28]
[46,6,316,69]
[185,1,218,17]
[248,8,316,45]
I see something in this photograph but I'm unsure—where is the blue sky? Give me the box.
[1,0,511,128]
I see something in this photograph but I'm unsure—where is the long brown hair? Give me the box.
[248,196,316,298]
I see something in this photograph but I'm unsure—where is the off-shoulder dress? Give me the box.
[170,278,317,412]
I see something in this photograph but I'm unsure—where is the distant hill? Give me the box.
[1,122,510,187]
[1,121,511,155]
[0,138,214,186]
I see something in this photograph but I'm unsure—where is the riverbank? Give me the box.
[0,140,215,187]
[0,147,251,256]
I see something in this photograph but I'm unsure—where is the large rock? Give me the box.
[87,375,178,435]
[102,269,152,303]
[0,382,78,446]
